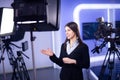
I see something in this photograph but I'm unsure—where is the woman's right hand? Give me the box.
[41,48,54,56]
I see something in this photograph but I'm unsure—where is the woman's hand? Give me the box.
[41,48,53,56]
[63,57,76,64]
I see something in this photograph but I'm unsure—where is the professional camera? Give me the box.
[92,17,120,54]
[94,17,120,44]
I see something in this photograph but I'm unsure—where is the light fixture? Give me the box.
[0,8,14,36]
[12,0,60,31]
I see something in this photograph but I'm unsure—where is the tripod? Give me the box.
[15,51,30,80]
[2,39,20,80]
[98,39,120,80]
[0,38,30,80]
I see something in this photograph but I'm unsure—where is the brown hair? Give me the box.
[64,22,83,48]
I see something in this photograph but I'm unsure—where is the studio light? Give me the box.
[0,8,14,36]
[12,0,60,31]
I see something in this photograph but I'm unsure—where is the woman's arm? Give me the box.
[76,44,90,69]
[41,44,64,67]
[62,57,76,64]
[49,54,64,67]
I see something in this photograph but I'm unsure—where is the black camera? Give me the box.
[94,17,120,44]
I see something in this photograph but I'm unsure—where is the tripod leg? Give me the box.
[16,60,25,80]
[21,57,30,80]
[99,49,111,80]
[108,54,114,80]
[6,51,18,80]
[7,49,23,80]
[115,49,120,60]
[17,53,30,80]
[11,61,19,80]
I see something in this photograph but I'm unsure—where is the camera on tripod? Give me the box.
[92,17,120,80]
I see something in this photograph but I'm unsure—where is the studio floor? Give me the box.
[0,61,120,80]
[0,67,60,80]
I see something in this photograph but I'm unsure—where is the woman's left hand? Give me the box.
[63,57,76,64]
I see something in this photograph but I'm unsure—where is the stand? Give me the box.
[98,39,120,80]
[2,39,19,80]
[0,38,30,80]
[30,29,37,80]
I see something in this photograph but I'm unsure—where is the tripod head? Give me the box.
[0,38,22,64]
[2,38,21,53]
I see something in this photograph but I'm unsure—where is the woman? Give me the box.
[41,22,90,80]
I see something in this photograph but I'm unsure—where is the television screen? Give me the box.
[0,8,14,36]
[82,22,99,40]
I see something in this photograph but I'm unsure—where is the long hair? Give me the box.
[64,22,83,48]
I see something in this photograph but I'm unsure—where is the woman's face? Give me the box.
[65,26,76,40]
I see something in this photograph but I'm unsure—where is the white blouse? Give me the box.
[66,40,79,55]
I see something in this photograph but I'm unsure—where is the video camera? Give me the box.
[92,17,120,54]
[94,17,120,44]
